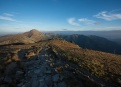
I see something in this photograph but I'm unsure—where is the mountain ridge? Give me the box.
[0,29,45,45]
[45,34,121,55]
[44,30,121,44]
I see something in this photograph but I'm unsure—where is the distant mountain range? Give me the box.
[1,30,121,44]
[59,34,121,55]
[0,29,121,55]
[44,30,121,45]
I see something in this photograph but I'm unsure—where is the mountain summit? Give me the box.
[0,29,45,45]
[23,29,44,41]
[26,29,42,36]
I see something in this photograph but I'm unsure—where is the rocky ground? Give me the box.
[0,42,99,87]
[0,40,120,87]
[0,43,77,87]
[17,44,67,87]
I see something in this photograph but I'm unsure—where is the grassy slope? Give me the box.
[49,39,121,85]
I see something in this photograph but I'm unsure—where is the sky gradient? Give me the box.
[0,0,121,33]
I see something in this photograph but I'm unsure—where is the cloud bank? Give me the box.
[0,15,16,21]
[94,11,121,21]
[0,13,19,22]
[67,18,98,26]
[78,18,96,25]
[67,18,80,26]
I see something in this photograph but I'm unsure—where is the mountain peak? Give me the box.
[0,29,45,45]
[26,29,43,35]
[29,29,40,33]
[23,29,44,40]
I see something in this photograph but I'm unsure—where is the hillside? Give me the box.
[0,29,45,45]
[61,35,121,55]
[45,34,121,55]
[0,39,121,87]
[49,39,121,86]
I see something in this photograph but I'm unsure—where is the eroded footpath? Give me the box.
[17,44,67,87]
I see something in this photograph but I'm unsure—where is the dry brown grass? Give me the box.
[49,39,121,84]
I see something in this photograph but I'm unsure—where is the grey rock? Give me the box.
[59,75,64,81]
[54,83,58,87]
[41,66,46,73]
[56,61,62,66]
[39,79,45,87]
[25,81,32,87]
[50,63,53,67]
[17,82,23,87]
[16,71,24,75]
[44,84,48,87]
[34,69,41,74]
[32,78,39,87]
[4,76,12,83]
[26,61,35,66]
[5,62,17,75]
[36,66,41,69]
[45,70,51,74]
[52,74,59,82]
[58,82,66,87]
[28,66,34,70]
[22,85,26,87]
[38,72,43,77]
[45,76,52,87]
[32,74,37,78]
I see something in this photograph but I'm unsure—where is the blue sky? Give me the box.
[0,0,121,32]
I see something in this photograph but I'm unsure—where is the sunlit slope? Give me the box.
[49,39,121,84]
[0,29,45,45]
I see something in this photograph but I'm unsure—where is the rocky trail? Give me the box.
[0,41,112,87]
[16,44,67,87]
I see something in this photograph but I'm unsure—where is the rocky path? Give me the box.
[0,42,106,87]
[17,44,67,87]
[0,42,108,87]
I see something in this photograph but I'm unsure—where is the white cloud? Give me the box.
[4,13,14,16]
[78,18,96,25]
[0,15,16,21]
[94,11,121,21]
[0,13,21,22]
[67,17,99,26]
[67,18,80,26]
